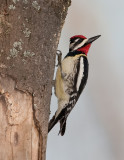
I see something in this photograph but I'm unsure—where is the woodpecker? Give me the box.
[48,34,101,136]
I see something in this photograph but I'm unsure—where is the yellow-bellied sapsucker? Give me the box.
[48,35,101,136]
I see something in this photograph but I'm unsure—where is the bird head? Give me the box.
[69,35,101,55]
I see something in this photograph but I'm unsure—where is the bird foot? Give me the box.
[56,50,62,67]
[52,80,55,87]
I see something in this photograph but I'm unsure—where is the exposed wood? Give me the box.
[0,75,39,160]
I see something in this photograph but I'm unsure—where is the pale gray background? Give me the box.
[47,0,124,160]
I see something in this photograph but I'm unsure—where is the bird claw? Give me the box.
[52,80,55,87]
[56,50,62,67]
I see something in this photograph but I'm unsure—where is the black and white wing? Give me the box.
[48,56,89,135]
[63,56,89,116]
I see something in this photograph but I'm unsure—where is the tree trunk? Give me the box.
[0,0,71,160]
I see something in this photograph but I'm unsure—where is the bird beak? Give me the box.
[86,35,101,45]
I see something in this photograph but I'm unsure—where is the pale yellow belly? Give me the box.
[55,66,69,101]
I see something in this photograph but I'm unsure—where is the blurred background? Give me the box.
[47,0,124,160]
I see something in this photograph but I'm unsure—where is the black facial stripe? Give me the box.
[70,37,78,43]
[74,40,90,51]
[70,39,83,51]
[82,41,90,47]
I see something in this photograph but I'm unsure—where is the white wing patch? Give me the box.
[76,57,84,91]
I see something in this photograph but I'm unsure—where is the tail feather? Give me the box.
[48,107,69,135]
[59,118,67,136]
[48,114,60,133]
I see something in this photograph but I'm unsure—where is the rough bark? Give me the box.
[0,0,71,160]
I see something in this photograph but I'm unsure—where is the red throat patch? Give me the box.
[77,44,91,55]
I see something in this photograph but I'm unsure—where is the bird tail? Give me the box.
[48,114,67,136]
[59,118,67,136]
[48,106,69,135]
[48,109,67,136]
[48,113,60,133]
[48,115,56,133]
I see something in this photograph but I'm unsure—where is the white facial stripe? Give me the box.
[69,42,74,49]
[69,38,79,49]
[76,57,84,91]
[75,38,80,42]
[73,38,88,51]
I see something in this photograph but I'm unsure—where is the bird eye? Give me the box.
[70,39,74,43]
[70,38,79,43]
